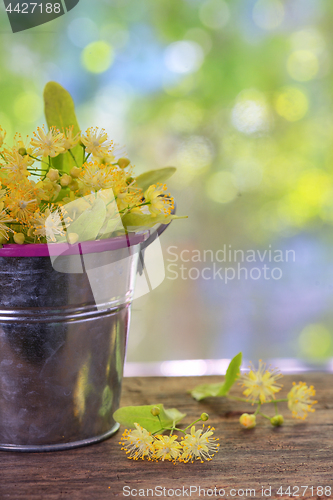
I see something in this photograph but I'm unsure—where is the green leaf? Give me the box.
[44,81,81,173]
[98,215,123,239]
[66,197,107,242]
[217,351,243,396]
[135,167,176,192]
[113,404,186,433]
[122,212,186,231]
[190,382,225,402]
[190,352,243,401]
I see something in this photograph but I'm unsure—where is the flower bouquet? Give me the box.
[0,82,183,247]
[0,83,184,452]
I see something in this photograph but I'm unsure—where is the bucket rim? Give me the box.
[0,231,150,257]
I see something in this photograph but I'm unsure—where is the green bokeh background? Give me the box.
[1,0,333,368]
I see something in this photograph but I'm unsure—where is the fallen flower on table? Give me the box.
[115,406,219,463]
[190,353,318,429]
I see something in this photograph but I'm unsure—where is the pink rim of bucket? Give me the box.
[0,231,150,258]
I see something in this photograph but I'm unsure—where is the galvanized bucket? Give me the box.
[0,228,164,452]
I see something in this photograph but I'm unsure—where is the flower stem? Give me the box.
[258,411,271,420]
[183,418,203,431]
[68,149,79,168]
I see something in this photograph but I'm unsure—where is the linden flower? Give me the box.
[12,133,35,165]
[62,126,80,151]
[31,126,65,158]
[1,149,30,182]
[240,360,283,404]
[180,425,219,463]
[81,127,114,158]
[5,187,39,222]
[112,174,142,212]
[144,184,174,217]
[80,161,115,191]
[153,434,182,462]
[287,382,317,420]
[0,209,14,241]
[120,423,155,461]
[31,207,68,242]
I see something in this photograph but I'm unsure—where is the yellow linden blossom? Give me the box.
[5,186,39,222]
[62,126,80,151]
[287,382,317,420]
[31,126,65,158]
[80,161,115,191]
[144,183,174,217]
[1,149,31,183]
[240,360,283,404]
[120,423,155,461]
[0,127,6,148]
[180,425,219,463]
[153,434,182,462]
[31,207,68,242]
[12,133,35,164]
[0,209,14,241]
[81,127,113,158]
[112,171,143,212]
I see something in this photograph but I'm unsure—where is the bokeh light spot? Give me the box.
[275,87,309,122]
[164,41,204,74]
[199,0,230,30]
[298,323,332,360]
[82,41,114,74]
[13,92,43,124]
[232,91,269,135]
[206,171,238,203]
[177,135,214,176]
[291,28,326,55]
[253,0,284,30]
[287,50,319,82]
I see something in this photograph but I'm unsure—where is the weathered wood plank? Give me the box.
[0,373,332,500]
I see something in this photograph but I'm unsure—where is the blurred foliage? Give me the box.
[1,0,333,244]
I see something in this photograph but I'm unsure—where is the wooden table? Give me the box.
[0,373,332,499]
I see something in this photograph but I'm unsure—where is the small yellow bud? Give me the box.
[27,227,35,238]
[201,413,209,421]
[117,158,130,169]
[270,415,284,427]
[14,233,25,245]
[69,180,79,191]
[60,174,72,187]
[18,147,27,156]
[70,166,81,178]
[151,406,160,417]
[67,233,79,245]
[239,413,256,429]
[46,169,60,182]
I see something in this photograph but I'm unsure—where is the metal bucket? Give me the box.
[0,229,161,452]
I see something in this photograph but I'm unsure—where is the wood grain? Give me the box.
[0,373,332,500]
